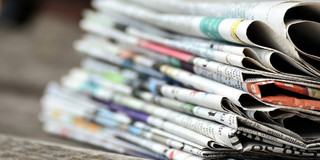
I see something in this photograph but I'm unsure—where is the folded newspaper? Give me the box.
[40,0,320,159]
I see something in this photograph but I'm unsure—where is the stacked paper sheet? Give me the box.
[40,0,320,159]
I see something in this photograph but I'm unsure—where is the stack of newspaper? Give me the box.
[40,0,320,159]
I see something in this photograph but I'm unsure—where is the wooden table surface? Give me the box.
[0,134,144,160]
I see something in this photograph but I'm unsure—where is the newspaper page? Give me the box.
[128,0,320,76]
[42,85,210,158]
[93,0,298,58]
[165,31,313,76]
[111,93,242,149]
[79,16,320,89]
[75,33,320,123]
[164,29,315,76]
[44,81,319,156]
[134,90,310,148]
[71,64,318,149]
[61,69,251,150]
[92,107,212,157]
[80,11,320,87]
[41,92,165,158]
[80,63,320,146]
[125,26,272,72]
[60,78,223,149]
[141,88,318,145]
[81,11,271,72]
[158,64,273,110]
[74,36,166,79]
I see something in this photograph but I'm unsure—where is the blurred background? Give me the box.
[0,0,102,149]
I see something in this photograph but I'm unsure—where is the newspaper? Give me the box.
[74,31,320,117]
[287,20,320,61]
[44,80,312,157]
[246,80,320,109]
[83,10,262,64]
[194,67,320,105]
[80,15,259,71]
[124,25,272,72]
[127,0,319,37]
[167,32,314,76]
[79,13,320,89]
[140,83,243,115]
[83,59,320,146]
[82,9,173,40]
[134,90,313,149]
[241,141,320,158]
[46,81,320,156]
[41,92,165,158]
[80,9,320,86]
[123,20,318,77]
[113,94,241,149]
[60,78,222,150]
[157,64,270,110]
[92,0,299,59]
[42,85,209,159]
[129,125,219,157]
[95,106,234,158]
[128,0,320,76]
[81,58,139,82]
[74,36,166,80]
[63,65,320,150]
[95,100,207,150]
[73,34,320,145]
[60,69,247,150]
[44,65,320,158]
[91,107,211,157]
[45,78,320,157]
[158,65,320,131]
